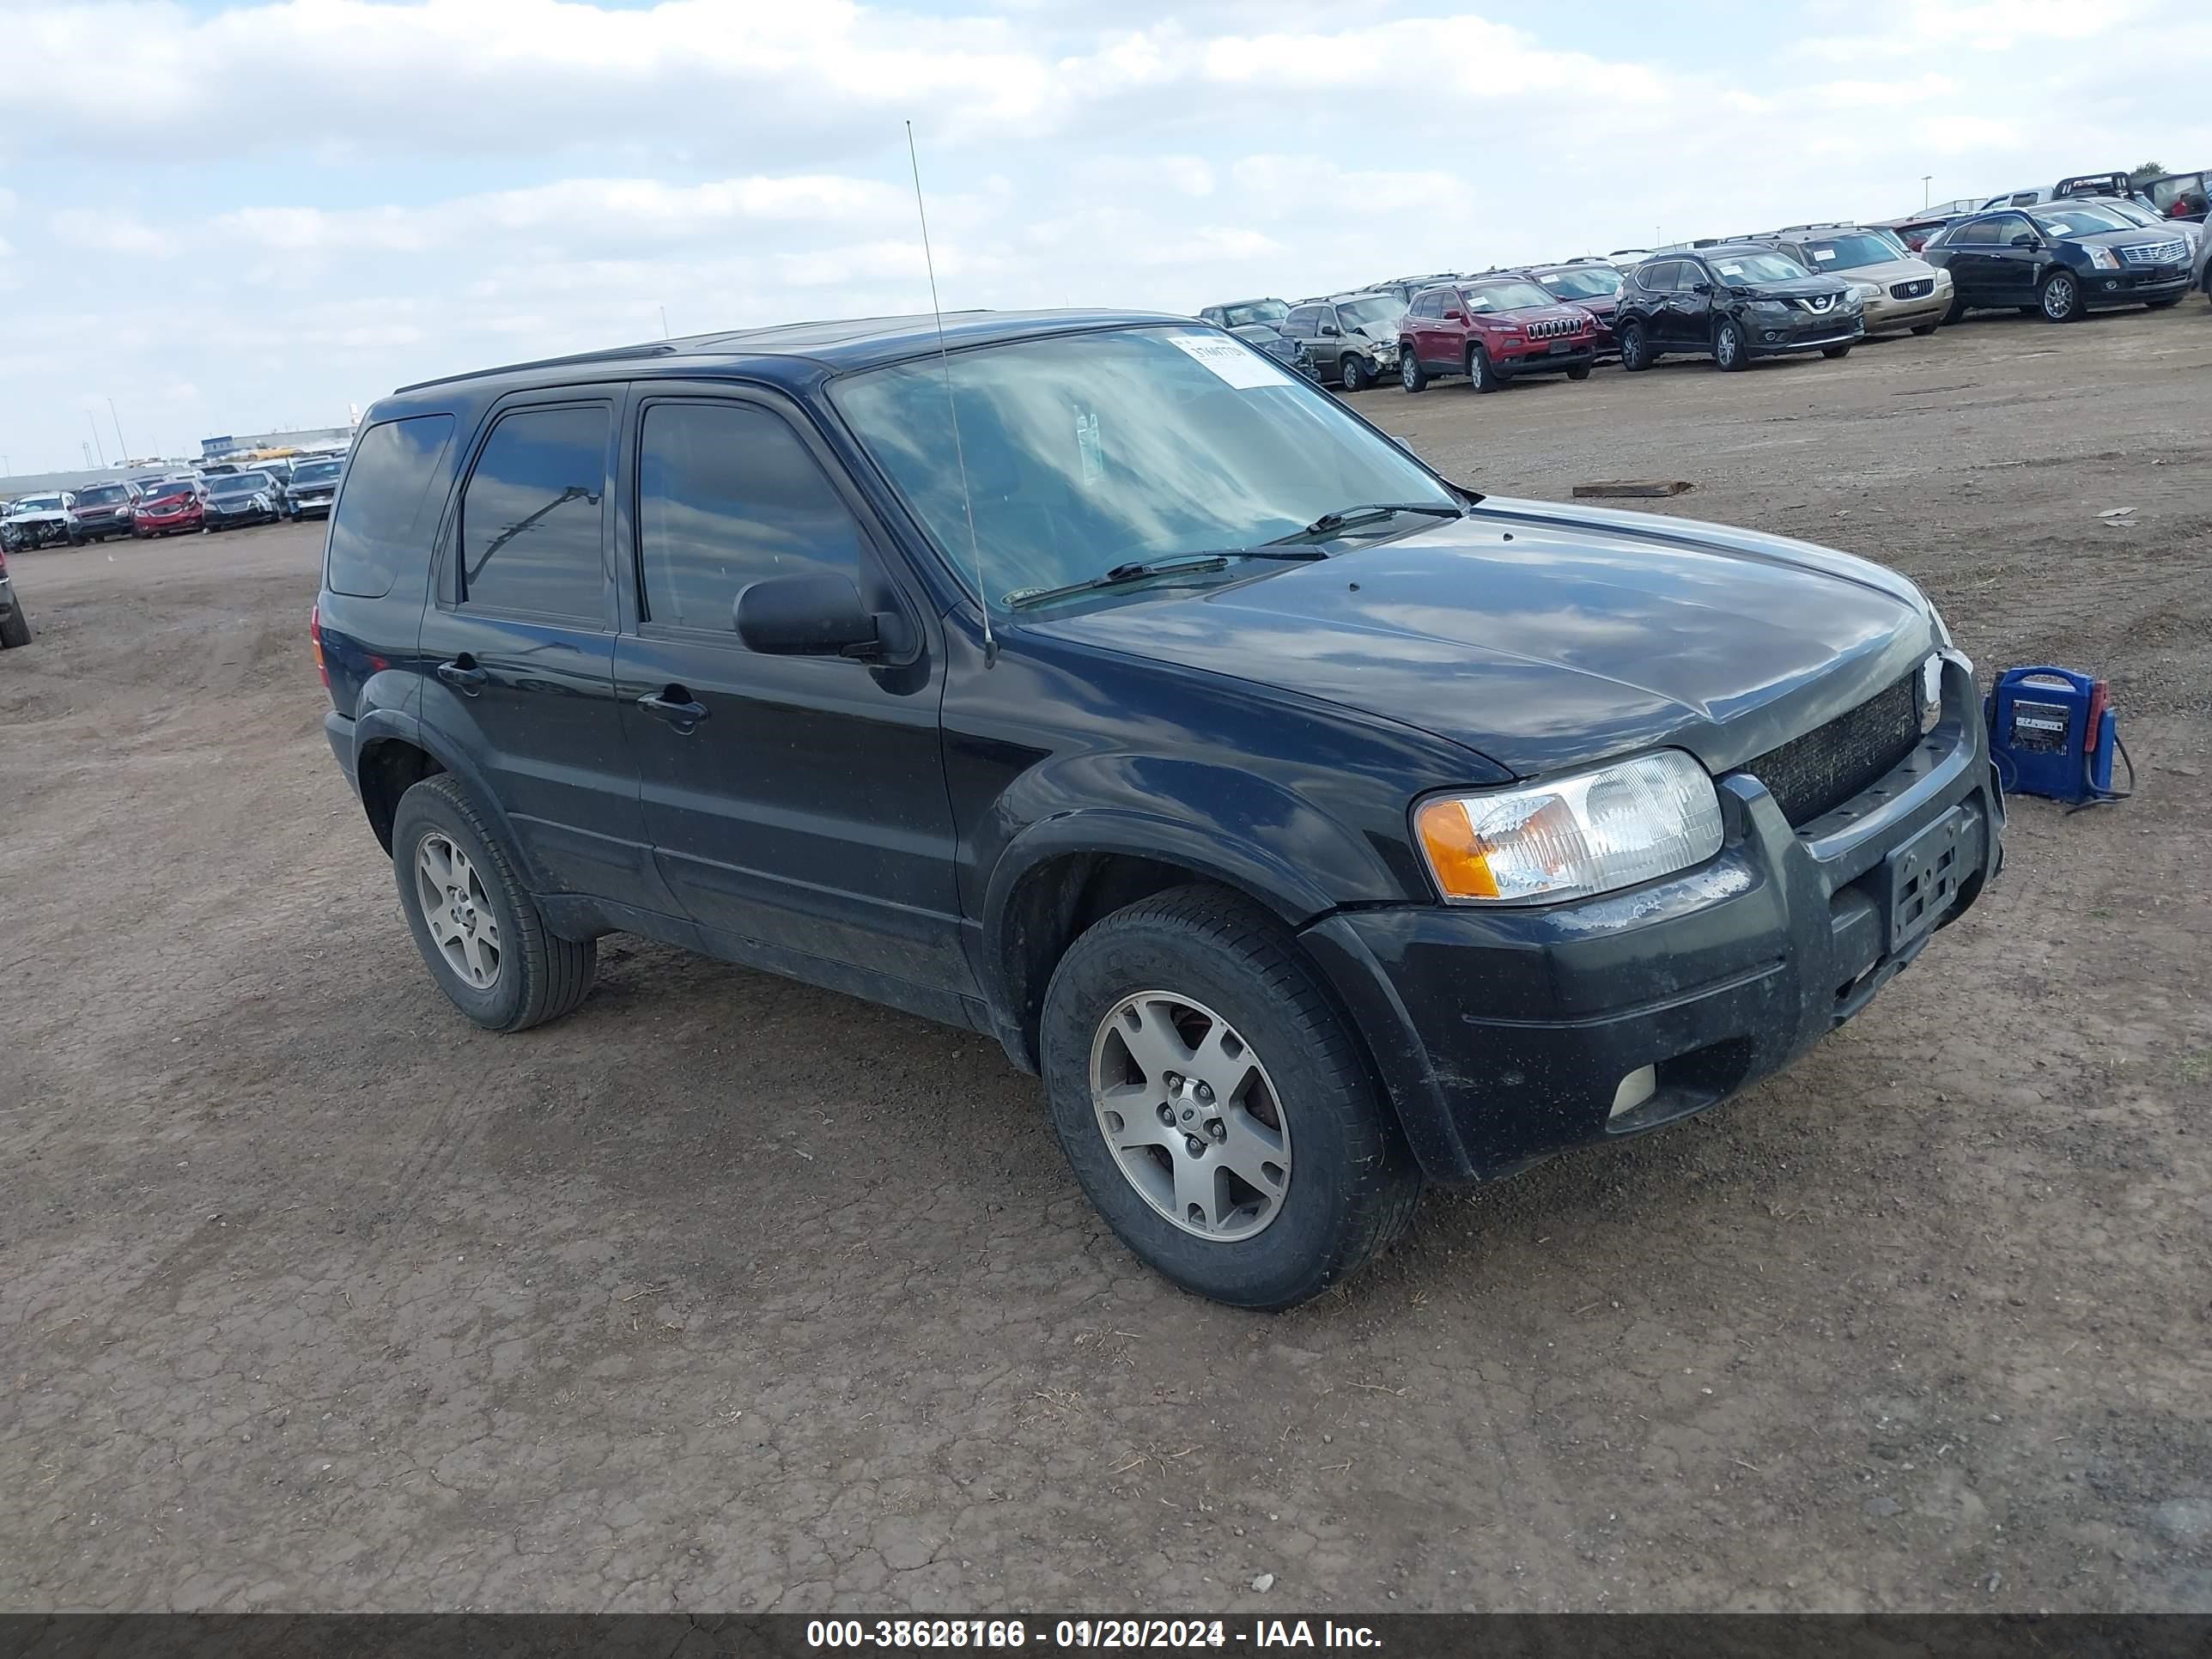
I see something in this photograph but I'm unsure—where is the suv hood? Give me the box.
[1730,271,1852,301]
[1025,497,1936,777]
[1481,301,1593,327]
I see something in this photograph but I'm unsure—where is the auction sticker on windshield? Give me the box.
[1170,332,1298,390]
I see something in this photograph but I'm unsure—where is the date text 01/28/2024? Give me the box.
[805,1620,1384,1649]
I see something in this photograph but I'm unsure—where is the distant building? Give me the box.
[201,425,355,460]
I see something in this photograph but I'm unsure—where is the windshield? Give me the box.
[292,461,343,485]
[1796,233,1901,270]
[1334,296,1405,331]
[1534,267,1621,299]
[210,472,270,495]
[1462,281,1554,313]
[77,484,130,505]
[145,482,195,501]
[833,325,1455,613]
[15,495,64,512]
[1218,301,1288,328]
[2033,205,2129,236]
[1708,251,1813,283]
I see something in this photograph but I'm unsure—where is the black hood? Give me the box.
[1025,497,1936,778]
[1734,272,1852,301]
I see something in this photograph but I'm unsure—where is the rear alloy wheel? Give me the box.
[1340,352,1370,392]
[1714,317,1748,371]
[1468,344,1501,392]
[1619,319,1654,372]
[1041,885,1421,1309]
[2039,270,2084,322]
[1944,291,1969,325]
[1399,347,1426,393]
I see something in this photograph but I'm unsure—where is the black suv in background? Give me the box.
[1922,204,2194,321]
[287,457,345,519]
[1614,246,1863,371]
[316,310,1998,1309]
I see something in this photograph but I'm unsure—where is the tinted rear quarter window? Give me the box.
[325,415,458,599]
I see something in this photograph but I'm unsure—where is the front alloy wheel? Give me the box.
[1091,992,1290,1240]
[1340,352,1370,392]
[2040,270,2083,322]
[1714,317,1747,370]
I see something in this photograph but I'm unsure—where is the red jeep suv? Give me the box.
[1398,277,1598,393]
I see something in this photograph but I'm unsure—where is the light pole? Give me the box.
[87,411,107,469]
[108,398,129,464]
[1923,174,1933,210]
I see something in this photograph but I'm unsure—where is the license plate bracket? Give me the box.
[1883,804,1982,953]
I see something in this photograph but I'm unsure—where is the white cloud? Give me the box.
[0,0,2206,473]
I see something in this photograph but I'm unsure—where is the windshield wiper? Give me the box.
[1271,501,1467,545]
[1005,547,1327,611]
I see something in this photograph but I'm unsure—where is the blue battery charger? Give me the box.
[1984,666,2125,805]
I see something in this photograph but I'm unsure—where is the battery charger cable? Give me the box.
[2066,734,2136,814]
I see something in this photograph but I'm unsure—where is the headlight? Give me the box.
[1413,750,1723,906]
[2087,246,2121,270]
[1851,282,1882,302]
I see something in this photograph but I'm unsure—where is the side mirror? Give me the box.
[1319,323,1340,337]
[2010,233,2040,248]
[1443,309,1467,323]
[734,572,910,662]
[1690,280,1713,295]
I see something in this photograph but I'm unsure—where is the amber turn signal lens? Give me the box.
[1414,798,1500,900]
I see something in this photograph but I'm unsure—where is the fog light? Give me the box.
[1609,1065,1657,1119]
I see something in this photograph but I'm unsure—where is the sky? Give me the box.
[0,0,2205,475]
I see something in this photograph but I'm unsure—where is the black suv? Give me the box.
[1614,246,1864,371]
[317,310,2000,1309]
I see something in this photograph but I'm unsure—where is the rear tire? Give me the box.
[1340,352,1370,392]
[1398,346,1426,393]
[1468,344,1501,392]
[1945,291,1970,325]
[1618,319,1655,371]
[1039,885,1422,1310]
[392,774,596,1033]
[0,605,30,648]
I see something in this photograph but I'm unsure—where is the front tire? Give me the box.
[1340,352,1370,392]
[1822,343,1853,360]
[0,604,30,648]
[1714,317,1748,371]
[1467,343,1501,392]
[2039,270,2084,322]
[392,774,597,1032]
[1039,886,1421,1310]
[1398,346,1426,393]
[1911,322,1940,336]
[2146,296,2181,309]
[1565,364,1592,381]
[1618,319,1655,371]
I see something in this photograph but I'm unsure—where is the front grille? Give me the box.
[2123,240,2187,266]
[1794,294,1838,313]
[1737,675,1922,827]
[1890,278,1934,299]
[1525,316,1581,340]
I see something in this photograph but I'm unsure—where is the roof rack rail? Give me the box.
[397,340,681,394]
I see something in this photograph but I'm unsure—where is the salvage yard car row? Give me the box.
[1204,185,2209,398]
[0,454,345,549]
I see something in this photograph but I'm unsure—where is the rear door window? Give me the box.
[457,405,611,625]
[325,414,458,599]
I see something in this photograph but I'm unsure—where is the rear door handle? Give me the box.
[637,687,709,730]
[435,657,487,694]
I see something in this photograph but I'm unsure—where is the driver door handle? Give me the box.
[637,687,709,730]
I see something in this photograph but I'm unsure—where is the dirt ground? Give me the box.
[3,306,2209,1614]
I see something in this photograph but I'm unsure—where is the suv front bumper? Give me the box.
[1303,651,2002,1182]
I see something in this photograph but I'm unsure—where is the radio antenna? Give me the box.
[906,118,994,665]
